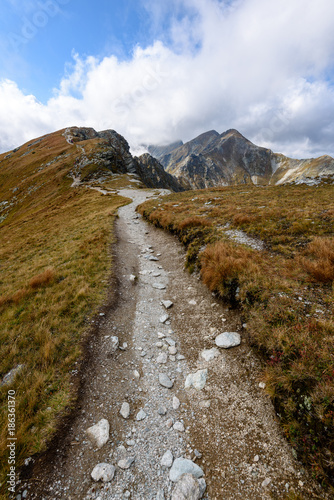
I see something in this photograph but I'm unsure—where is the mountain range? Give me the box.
[148,129,334,189]
[1,126,333,226]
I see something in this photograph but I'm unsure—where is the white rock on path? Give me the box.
[160,450,173,467]
[173,396,180,410]
[171,473,203,500]
[110,336,119,353]
[159,314,170,324]
[91,463,115,482]
[161,300,173,309]
[153,283,166,290]
[185,369,208,391]
[86,419,110,449]
[215,332,241,348]
[156,353,168,364]
[201,348,219,362]
[120,402,130,419]
[169,458,204,482]
[118,456,135,469]
[159,373,174,389]
[173,421,185,432]
[136,409,147,421]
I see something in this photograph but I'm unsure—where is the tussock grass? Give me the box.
[138,183,334,490]
[200,241,261,302]
[0,130,129,497]
[302,237,334,283]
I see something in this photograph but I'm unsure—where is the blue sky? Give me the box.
[0,0,153,101]
[0,0,334,157]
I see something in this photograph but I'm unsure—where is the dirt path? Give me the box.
[20,188,327,500]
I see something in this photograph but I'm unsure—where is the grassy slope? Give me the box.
[0,131,130,497]
[138,183,334,490]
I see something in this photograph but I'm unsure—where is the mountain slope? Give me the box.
[0,126,185,495]
[150,129,334,188]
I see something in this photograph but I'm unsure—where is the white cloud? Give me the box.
[1,0,334,158]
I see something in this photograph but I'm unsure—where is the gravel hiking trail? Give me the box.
[20,188,327,500]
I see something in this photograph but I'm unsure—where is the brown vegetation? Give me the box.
[138,183,334,490]
[0,130,129,497]
[302,237,334,283]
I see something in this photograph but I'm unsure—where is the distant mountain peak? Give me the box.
[149,128,334,189]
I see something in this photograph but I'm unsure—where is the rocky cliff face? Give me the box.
[135,153,185,191]
[150,129,334,188]
[63,127,184,190]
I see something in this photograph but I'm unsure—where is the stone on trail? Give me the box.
[170,458,204,482]
[162,300,173,309]
[91,463,115,482]
[171,473,204,500]
[159,314,170,324]
[160,450,173,467]
[185,369,208,391]
[200,348,219,362]
[153,283,166,290]
[136,409,147,421]
[149,256,159,261]
[158,406,167,415]
[173,421,185,432]
[262,478,271,488]
[156,353,168,364]
[120,402,130,419]
[118,456,135,470]
[86,419,110,449]
[169,346,177,355]
[159,373,174,389]
[110,336,119,353]
[215,332,241,348]
[173,396,180,410]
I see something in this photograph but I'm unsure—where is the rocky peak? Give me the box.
[63,126,185,191]
[150,128,334,188]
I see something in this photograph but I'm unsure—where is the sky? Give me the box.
[0,0,334,158]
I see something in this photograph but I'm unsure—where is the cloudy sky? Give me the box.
[0,0,334,158]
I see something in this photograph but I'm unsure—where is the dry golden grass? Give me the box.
[138,183,334,489]
[28,268,56,289]
[178,216,212,230]
[0,130,129,497]
[200,241,260,298]
[302,237,334,283]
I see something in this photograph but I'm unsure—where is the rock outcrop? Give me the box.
[149,129,334,188]
[62,126,185,191]
[135,153,185,191]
